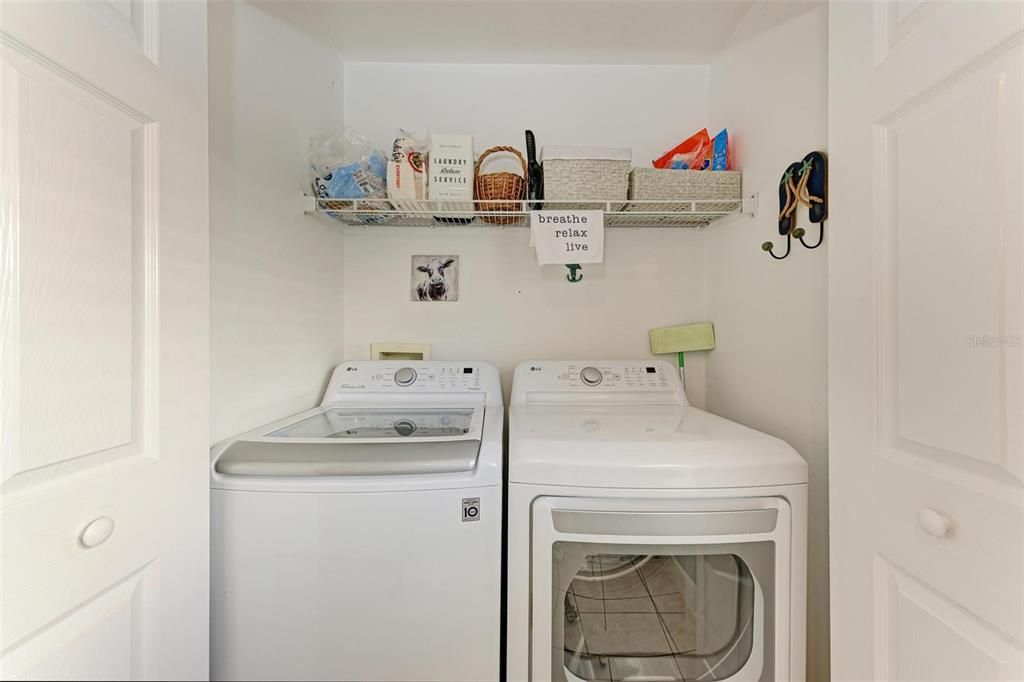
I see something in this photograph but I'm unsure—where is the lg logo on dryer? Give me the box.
[462,498,480,522]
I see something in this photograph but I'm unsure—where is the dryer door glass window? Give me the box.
[552,542,773,682]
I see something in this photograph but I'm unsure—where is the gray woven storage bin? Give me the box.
[543,158,630,210]
[628,169,741,212]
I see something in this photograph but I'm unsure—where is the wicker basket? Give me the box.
[474,146,527,225]
[628,169,741,212]
[543,147,631,210]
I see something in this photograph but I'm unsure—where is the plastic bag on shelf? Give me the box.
[308,127,388,201]
[653,128,711,170]
[308,127,390,224]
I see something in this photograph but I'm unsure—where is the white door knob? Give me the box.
[80,517,115,548]
[917,508,952,538]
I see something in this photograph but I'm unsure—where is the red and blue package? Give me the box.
[711,129,729,171]
[653,128,710,170]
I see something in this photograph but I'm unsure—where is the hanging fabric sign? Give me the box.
[530,210,604,265]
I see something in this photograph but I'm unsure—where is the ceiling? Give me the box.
[252,0,760,65]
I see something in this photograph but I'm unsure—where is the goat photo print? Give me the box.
[411,255,459,302]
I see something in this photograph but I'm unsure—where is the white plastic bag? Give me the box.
[308,127,387,200]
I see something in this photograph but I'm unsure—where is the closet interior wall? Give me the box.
[209,0,346,442]
[706,4,830,681]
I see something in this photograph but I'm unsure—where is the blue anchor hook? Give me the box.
[566,264,583,283]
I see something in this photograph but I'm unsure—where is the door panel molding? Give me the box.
[1,43,161,493]
[100,0,160,65]
[1,562,156,680]
[873,43,1024,486]
[0,34,154,123]
[873,554,1024,680]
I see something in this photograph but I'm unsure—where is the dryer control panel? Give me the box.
[511,360,686,405]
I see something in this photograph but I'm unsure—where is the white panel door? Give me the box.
[0,1,209,679]
[829,1,1024,680]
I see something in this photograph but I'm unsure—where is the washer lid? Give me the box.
[267,407,475,439]
[509,404,807,489]
[214,407,483,477]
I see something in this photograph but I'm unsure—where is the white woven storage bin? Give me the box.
[542,146,631,209]
[628,169,741,212]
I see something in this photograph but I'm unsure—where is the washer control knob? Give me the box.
[394,419,417,436]
[580,366,603,386]
[394,367,417,386]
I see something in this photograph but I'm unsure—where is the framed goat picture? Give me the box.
[411,255,459,302]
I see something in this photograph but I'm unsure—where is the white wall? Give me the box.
[341,62,712,401]
[343,228,708,404]
[209,2,346,441]
[344,62,710,167]
[705,2,830,679]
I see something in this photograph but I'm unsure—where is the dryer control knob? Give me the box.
[580,366,603,386]
[394,367,417,386]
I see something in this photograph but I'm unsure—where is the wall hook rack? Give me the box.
[793,225,824,249]
[566,264,583,283]
[762,233,792,260]
[792,151,827,250]
[766,162,800,260]
[764,151,828,259]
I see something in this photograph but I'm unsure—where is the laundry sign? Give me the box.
[529,210,605,265]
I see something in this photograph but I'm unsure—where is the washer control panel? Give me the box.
[330,361,486,394]
[523,361,675,390]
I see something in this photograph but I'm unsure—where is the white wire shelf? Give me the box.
[301,195,757,228]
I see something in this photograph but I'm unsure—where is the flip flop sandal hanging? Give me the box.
[763,161,803,259]
[791,151,827,249]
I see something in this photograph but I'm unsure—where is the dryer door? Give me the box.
[531,497,791,682]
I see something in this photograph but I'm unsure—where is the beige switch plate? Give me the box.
[371,343,431,361]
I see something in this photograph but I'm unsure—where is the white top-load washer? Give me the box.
[210,361,502,682]
[506,360,807,682]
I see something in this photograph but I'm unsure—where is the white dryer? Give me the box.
[506,360,807,682]
[210,361,503,682]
